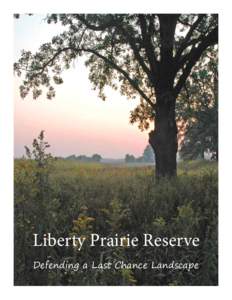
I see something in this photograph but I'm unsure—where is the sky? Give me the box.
[14,15,149,158]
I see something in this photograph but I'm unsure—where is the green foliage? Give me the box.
[15,151,218,285]
[143,144,155,162]
[124,154,136,163]
[65,153,102,162]
[14,131,56,285]
[178,49,218,160]
[124,145,155,163]
[14,14,218,131]
[92,153,102,162]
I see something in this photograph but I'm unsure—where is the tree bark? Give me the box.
[149,91,178,179]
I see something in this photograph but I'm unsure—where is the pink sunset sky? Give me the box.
[14,15,149,158]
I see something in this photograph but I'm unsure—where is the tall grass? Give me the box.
[14,159,218,285]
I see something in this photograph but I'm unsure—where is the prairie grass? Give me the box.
[14,159,218,286]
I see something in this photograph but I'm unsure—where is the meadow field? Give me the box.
[14,159,218,286]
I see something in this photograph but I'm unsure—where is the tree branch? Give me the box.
[175,14,205,62]
[138,14,159,85]
[157,14,180,88]
[113,19,153,84]
[29,47,72,79]
[75,14,115,31]
[27,45,155,108]
[174,26,218,96]
[74,15,156,98]
[80,47,155,107]
[158,14,179,62]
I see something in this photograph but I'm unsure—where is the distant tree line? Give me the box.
[125,145,155,163]
[65,153,102,162]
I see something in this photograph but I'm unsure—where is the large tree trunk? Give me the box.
[149,91,178,179]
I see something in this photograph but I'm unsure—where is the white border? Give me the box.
[0,0,232,299]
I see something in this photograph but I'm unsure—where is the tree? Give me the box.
[177,49,218,160]
[92,153,102,162]
[136,156,144,163]
[66,154,76,160]
[14,14,218,178]
[142,144,155,163]
[179,101,218,160]
[125,154,136,163]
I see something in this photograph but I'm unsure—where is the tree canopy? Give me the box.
[177,48,218,160]
[14,14,218,177]
[14,14,217,105]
